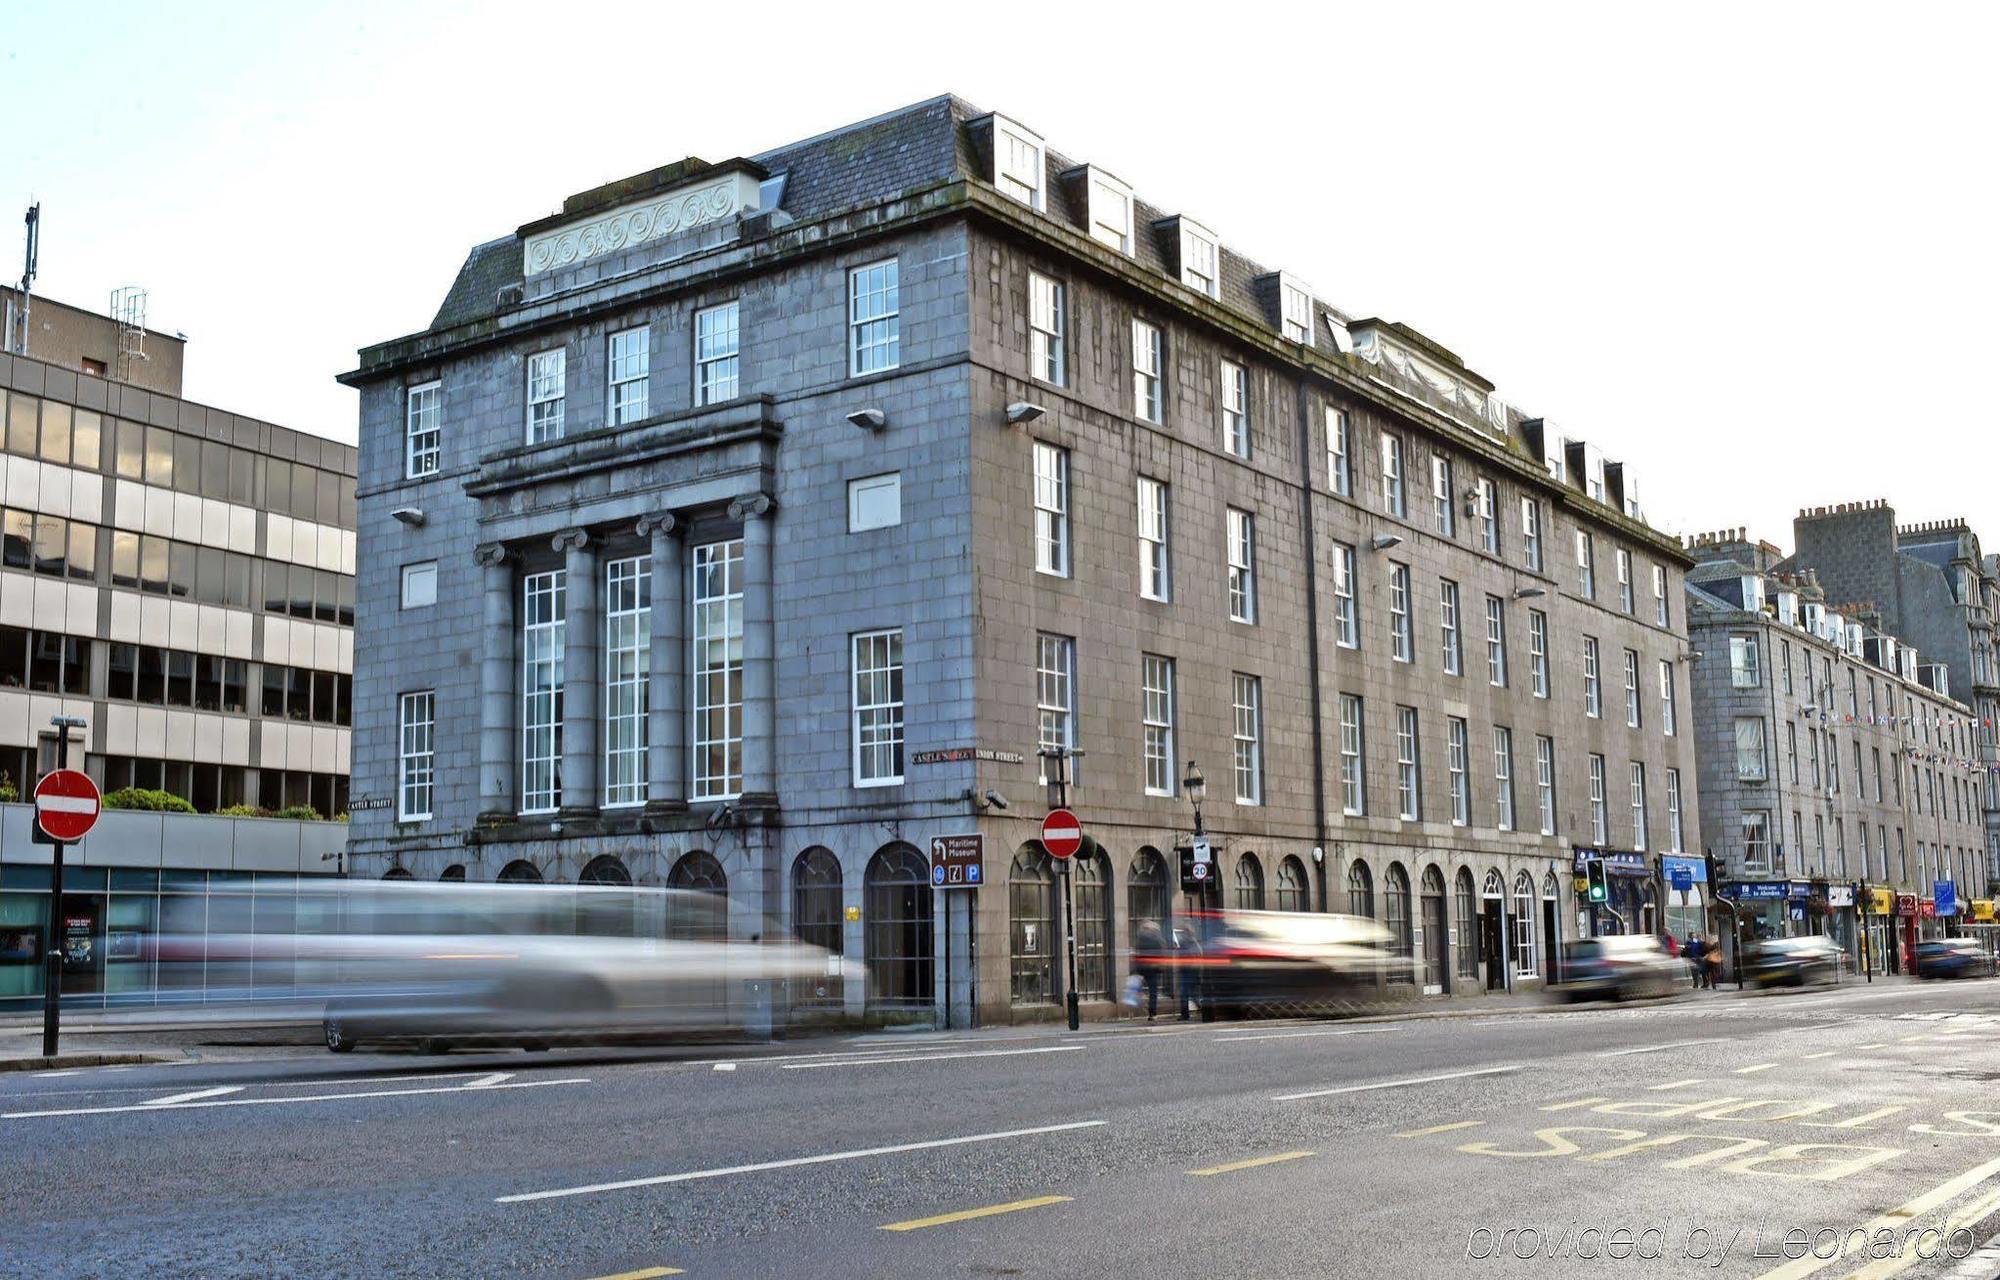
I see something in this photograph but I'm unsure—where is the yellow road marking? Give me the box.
[1735,1063,1778,1074]
[1751,1153,2000,1280]
[1649,1079,1705,1091]
[1394,1121,1485,1138]
[1539,1097,1610,1111]
[585,1269,684,1280]
[1189,1150,1316,1175]
[1840,1182,2000,1280]
[881,1195,1071,1232]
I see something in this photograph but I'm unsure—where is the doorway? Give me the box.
[1542,896,1561,985]
[1480,870,1508,991]
[1421,867,1448,995]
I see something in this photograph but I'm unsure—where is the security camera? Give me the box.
[984,789,1010,811]
[846,408,887,431]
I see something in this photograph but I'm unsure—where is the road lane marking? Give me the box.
[142,1086,243,1106]
[880,1195,1070,1232]
[584,1269,683,1279]
[712,1063,736,1072]
[780,1046,1084,1070]
[497,1119,1109,1204]
[1188,1151,1315,1175]
[1649,1079,1705,1091]
[1800,1051,1837,1059]
[3,1077,590,1119]
[1596,1039,1725,1058]
[1858,1043,1889,1050]
[31,1070,79,1078]
[1539,1098,1610,1111]
[1735,1063,1778,1074]
[1751,1153,2000,1280]
[1395,1121,1485,1138]
[1215,1027,1401,1043]
[463,1073,513,1089]
[1273,1065,1519,1101]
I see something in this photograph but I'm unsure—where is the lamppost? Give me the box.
[1183,761,1215,1022]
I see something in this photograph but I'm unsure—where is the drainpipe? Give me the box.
[1295,379,1330,911]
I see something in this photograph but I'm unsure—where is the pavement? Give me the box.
[6,976,2000,1278]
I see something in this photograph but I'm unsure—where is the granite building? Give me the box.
[341,96,1700,1025]
[1779,502,2000,885]
[1685,530,1989,970]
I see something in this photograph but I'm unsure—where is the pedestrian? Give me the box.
[1663,933,1681,959]
[1172,923,1200,1021]
[1685,934,1706,987]
[1704,940,1724,989]
[1134,918,1167,1022]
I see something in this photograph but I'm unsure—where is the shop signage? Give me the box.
[1973,900,1996,923]
[1573,848,1649,877]
[1726,880,1811,901]
[1919,899,1938,920]
[1864,888,1894,915]
[929,834,984,888]
[1825,885,1855,908]
[1662,855,1705,890]
[1895,894,1918,918]
[911,747,1026,766]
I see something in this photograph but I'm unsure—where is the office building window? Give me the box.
[848,259,900,375]
[397,691,434,822]
[1536,735,1557,836]
[1521,496,1544,572]
[852,629,904,787]
[1652,563,1669,626]
[1137,476,1170,601]
[1227,508,1256,623]
[1575,530,1595,598]
[608,326,650,425]
[1038,634,1077,774]
[1221,359,1249,457]
[1396,705,1421,820]
[691,539,745,800]
[1439,580,1462,675]
[526,349,565,444]
[1485,595,1507,687]
[1327,407,1351,496]
[1033,442,1069,577]
[847,473,901,532]
[1623,648,1642,728]
[1528,609,1549,698]
[1340,694,1366,816]
[1589,754,1609,844]
[1142,653,1175,797]
[1583,636,1602,717]
[405,381,440,479]
[1029,274,1065,386]
[1493,727,1515,832]
[1729,634,1761,687]
[603,555,651,807]
[1448,717,1470,825]
[400,562,437,610]
[1477,478,1498,554]
[1133,319,1163,422]
[520,569,566,814]
[1431,455,1454,536]
[1630,762,1648,852]
[694,302,740,406]
[1743,812,1771,874]
[1666,769,1684,852]
[1332,543,1358,647]
[1233,674,1264,805]
[1389,563,1413,662]
[1616,548,1633,614]
[1659,660,1677,737]
[1381,434,1406,516]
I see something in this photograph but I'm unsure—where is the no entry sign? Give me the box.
[35,769,101,843]
[1041,808,1082,860]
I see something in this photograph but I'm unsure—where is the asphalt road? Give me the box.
[9,981,2000,1279]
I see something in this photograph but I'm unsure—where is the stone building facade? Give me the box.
[1686,531,1988,971]
[341,96,1699,1026]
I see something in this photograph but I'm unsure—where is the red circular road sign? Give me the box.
[35,769,101,843]
[1041,808,1083,860]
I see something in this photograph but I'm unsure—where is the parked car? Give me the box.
[1914,938,1998,980]
[1553,936,1687,1001]
[1744,936,1842,988]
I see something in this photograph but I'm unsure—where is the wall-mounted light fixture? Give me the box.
[1513,586,1546,600]
[1370,533,1403,551]
[391,507,426,527]
[1005,402,1045,425]
[846,408,887,431]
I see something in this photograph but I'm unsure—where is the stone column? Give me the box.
[636,512,684,811]
[729,493,777,806]
[474,542,514,821]
[554,527,599,816]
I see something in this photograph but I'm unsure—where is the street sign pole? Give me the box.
[39,719,88,1058]
[1039,751,1083,1033]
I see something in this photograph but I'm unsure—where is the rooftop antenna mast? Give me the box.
[108,285,147,383]
[11,203,36,357]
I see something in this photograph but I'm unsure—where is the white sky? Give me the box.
[4,2,1994,544]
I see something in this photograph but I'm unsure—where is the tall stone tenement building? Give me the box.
[1684,531,1988,972]
[1780,502,2000,881]
[341,96,1699,1025]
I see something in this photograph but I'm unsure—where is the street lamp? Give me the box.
[1183,760,1206,829]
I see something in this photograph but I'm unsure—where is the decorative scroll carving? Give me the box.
[473,542,510,567]
[550,527,591,554]
[635,512,680,541]
[522,175,758,276]
[727,493,776,522]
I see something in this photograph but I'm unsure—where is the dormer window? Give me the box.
[1279,276,1313,344]
[1081,168,1133,253]
[1178,220,1220,298]
[991,116,1045,211]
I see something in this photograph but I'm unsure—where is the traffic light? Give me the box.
[1585,858,1608,904]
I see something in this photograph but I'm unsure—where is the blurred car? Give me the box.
[1914,938,1997,980]
[1553,936,1687,1001]
[1169,909,1409,1017]
[1744,936,1842,988]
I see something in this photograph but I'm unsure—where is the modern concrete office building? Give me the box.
[1685,529,1989,971]
[342,96,1700,1025]
[0,292,355,1009]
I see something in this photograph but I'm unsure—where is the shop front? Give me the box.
[1574,848,1656,938]
[1661,855,1708,942]
[1861,887,1895,975]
